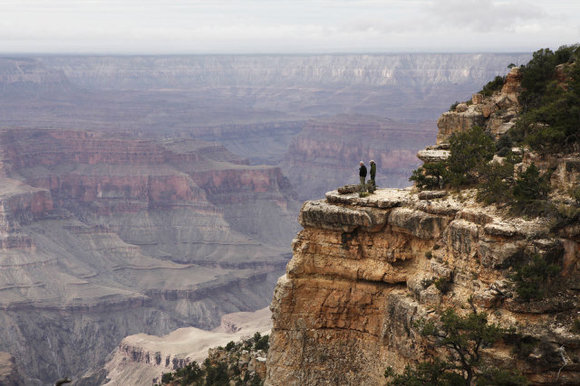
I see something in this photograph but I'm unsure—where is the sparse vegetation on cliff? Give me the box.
[413,44,580,218]
[475,158,514,205]
[385,304,527,386]
[447,126,495,188]
[511,163,552,214]
[413,136,558,219]
[409,161,447,190]
[511,253,562,302]
[512,44,580,153]
[480,75,506,97]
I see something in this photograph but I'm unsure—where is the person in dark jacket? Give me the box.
[369,160,376,187]
[359,161,367,191]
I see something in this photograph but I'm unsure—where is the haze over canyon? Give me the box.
[0,53,531,384]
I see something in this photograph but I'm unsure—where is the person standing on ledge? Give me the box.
[369,160,376,188]
[359,161,367,192]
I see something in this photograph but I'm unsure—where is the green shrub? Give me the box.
[504,330,540,361]
[205,362,229,385]
[254,333,269,351]
[386,305,524,385]
[480,75,505,97]
[159,333,269,385]
[495,133,514,157]
[511,254,561,301]
[447,126,495,187]
[511,163,551,216]
[512,163,549,200]
[225,341,236,351]
[511,44,580,153]
[519,48,559,110]
[175,362,203,385]
[409,167,433,190]
[477,160,514,205]
[161,372,173,383]
[410,162,447,190]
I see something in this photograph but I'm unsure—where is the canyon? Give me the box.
[0,129,296,384]
[1,54,531,193]
[0,53,532,384]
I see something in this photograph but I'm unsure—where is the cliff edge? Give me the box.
[265,60,580,385]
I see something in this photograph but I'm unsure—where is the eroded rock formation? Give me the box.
[80,308,271,386]
[436,67,523,144]
[266,188,579,385]
[0,128,298,384]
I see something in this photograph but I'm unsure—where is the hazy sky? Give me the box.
[1,0,578,54]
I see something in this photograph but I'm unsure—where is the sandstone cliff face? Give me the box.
[266,188,580,385]
[0,128,298,384]
[266,67,579,385]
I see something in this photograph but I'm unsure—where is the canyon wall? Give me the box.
[0,54,531,200]
[0,129,298,384]
[38,54,531,90]
[0,352,25,385]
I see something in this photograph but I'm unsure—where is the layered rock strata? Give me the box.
[0,128,298,383]
[265,188,579,385]
[82,308,272,386]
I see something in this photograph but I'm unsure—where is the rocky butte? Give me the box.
[265,61,580,384]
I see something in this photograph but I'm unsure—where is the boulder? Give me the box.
[418,190,447,200]
[337,184,360,194]
[416,149,450,163]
